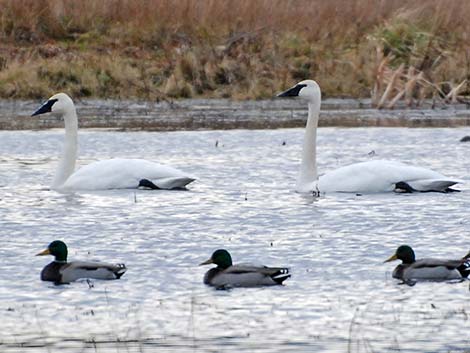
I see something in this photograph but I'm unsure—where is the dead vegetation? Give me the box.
[0,0,469,104]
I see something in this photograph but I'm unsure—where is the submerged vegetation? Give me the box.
[0,0,469,104]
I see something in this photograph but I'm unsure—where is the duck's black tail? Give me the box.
[270,268,291,284]
[114,263,127,279]
[457,260,470,278]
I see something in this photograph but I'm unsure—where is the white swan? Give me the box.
[32,93,195,191]
[277,80,461,194]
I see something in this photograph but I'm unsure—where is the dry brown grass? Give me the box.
[0,0,469,101]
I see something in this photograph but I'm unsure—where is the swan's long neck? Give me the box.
[297,100,320,191]
[52,108,78,189]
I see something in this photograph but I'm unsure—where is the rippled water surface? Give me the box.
[1,127,470,352]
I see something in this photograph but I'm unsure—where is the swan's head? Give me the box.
[36,240,68,262]
[31,93,75,117]
[277,80,321,103]
[384,245,416,264]
[199,249,233,269]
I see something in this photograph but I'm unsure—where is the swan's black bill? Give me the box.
[31,99,58,116]
[277,84,306,98]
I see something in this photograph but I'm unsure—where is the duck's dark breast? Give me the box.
[392,264,406,279]
[40,262,63,282]
[203,268,220,285]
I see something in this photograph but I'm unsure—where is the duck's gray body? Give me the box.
[204,265,290,288]
[393,258,469,281]
[41,260,126,284]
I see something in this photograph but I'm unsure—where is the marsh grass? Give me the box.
[0,0,469,101]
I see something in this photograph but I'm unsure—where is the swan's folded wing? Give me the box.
[408,178,462,192]
[151,176,196,189]
[61,261,127,282]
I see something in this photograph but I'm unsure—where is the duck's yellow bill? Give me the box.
[36,249,50,256]
[384,253,398,263]
[199,258,213,266]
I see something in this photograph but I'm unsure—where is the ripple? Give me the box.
[0,127,470,352]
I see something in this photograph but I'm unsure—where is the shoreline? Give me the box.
[1,98,470,131]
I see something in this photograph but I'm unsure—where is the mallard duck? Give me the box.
[199,249,290,288]
[384,245,470,281]
[36,240,127,284]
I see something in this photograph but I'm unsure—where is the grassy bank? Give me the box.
[0,0,469,103]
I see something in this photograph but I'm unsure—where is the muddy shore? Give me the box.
[1,98,470,130]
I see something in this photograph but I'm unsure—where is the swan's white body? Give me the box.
[63,158,194,190]
[304,160,459,194]
[278,80,461,194]
[32,93,195,191]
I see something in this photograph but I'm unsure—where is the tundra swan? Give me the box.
[277,80,461,194]
[32,93,195,190]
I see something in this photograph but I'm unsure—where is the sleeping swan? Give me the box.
[277,80,461,194]
[32,93,195,191]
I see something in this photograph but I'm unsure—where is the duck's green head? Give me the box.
[36,240,68,262]
[199,249,233,269]
[384,245,415,264]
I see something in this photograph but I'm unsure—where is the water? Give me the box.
[1,127,470,352]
